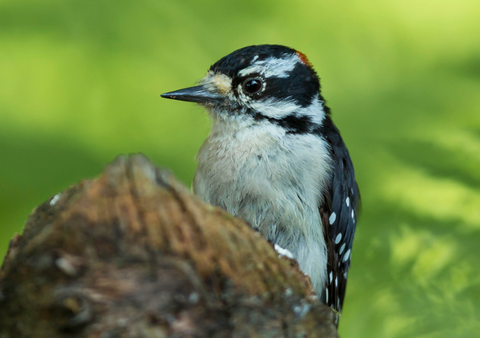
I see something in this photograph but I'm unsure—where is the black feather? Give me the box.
[317,114,360,326]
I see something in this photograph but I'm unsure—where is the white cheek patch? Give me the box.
[238,54,299,78]
[300,96,326,125]
[249,98,301,118]
[247,95,325,125]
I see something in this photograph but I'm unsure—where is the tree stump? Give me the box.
[0,154,338,338]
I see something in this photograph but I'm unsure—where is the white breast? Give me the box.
[194,117,332,296]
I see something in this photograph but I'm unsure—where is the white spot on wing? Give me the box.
[325,288,329,303]
[335,277,338,287]
[329,271,333,283]
[274,244,294,259]
[343,249,351,262]
[351,209,355,220]
[346,197,350,207]
[329,212,336,225]
[339,243,346,255]
[334,233,342,244]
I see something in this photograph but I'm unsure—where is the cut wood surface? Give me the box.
[0,154,338,338]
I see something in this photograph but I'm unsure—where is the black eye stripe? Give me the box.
[261,64,319,107]
[232,63,319,105]
[251,112,315,134]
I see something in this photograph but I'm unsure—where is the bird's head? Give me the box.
[162,45,328,133]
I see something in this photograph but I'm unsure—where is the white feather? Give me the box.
[194,112,331,297]
[238,55,299,78]
[247,96,325,125]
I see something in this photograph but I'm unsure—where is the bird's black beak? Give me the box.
[161,85,224,104]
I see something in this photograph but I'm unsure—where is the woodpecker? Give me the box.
[161,45,360,324]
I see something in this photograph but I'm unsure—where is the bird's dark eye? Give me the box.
[243,78,263,95]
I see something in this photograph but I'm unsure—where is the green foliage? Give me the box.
[1,0,479,336]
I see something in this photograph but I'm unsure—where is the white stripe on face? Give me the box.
[248,98,301,119]
[238,54,299,79]
[247,94,325,125]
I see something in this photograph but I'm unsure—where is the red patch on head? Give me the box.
[296,51,313,68]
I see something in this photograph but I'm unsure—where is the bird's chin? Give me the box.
[199,101,228,114]
[198,103,222,119]
[196,100,252,124]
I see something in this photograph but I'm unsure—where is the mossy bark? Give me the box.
[0,154,337,338]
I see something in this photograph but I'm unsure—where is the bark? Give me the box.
[0,154,338,338]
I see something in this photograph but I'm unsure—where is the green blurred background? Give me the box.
[1,0,479,336]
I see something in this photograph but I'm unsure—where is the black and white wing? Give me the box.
[318,115,360,324]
